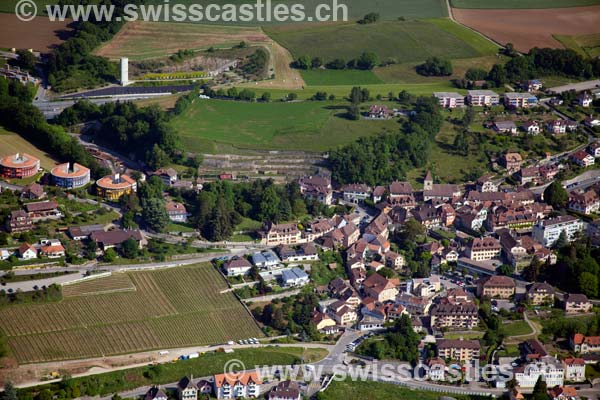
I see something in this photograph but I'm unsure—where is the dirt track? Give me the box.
[0,14,72,52]
[453,6,600,52]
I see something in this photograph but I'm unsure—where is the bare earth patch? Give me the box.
[452,6,600,52]
[0,14,72,52]
[246,39,305,90]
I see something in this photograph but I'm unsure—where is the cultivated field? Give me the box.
[62,274,136,297]
[300,69,383,86]
[453,6,600,51]
[0,14,72,52]
[0,264,263,363]
[94,21,270,60]
[264,19,492,67]
[451,0,600,9]
[171,99,402,152]
[0,127,58,169]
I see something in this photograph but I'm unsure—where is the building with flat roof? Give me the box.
[433,92,465,108]
[96,173,137,200]
[51,162,90,188]
[0,153,40,179]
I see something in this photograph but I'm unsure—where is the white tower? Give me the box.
[120,57,129,86]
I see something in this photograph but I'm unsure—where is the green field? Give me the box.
[451,0,600,8]
[504,320,534,337]
[555,33,600,58]
[171,99,402,152]
[300,69,384,85]
[265,19,492,65]
[0,126,58,170]
[319,379,471,400]
[0,264,263,363]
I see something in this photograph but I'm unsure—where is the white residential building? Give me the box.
[467,90,500,106]
[434,92,465,108]
[213,372,261,399]
[342,183,372,203]
[562,358,586,382]
[532,216,584,247]
[513,357,564,388]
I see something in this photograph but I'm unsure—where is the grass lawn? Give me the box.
[171,99,401,152]
[166,222,196,233]
[0,126,58,170]
[450,0,600,8]
[319,379,471,400]
[300,69,384,86]
[18,347,320,398]
[264,19,485,66]
[586,363,600,381]
[235,217,263,231]
[444,331,484,340]
[554,33,600,58]
[309,262,346,286]
[503,320,533,337]
[374,55,505,84]
[426,18,499,55]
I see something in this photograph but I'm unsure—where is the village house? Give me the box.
[533,215,584,247]
[568,189,600,214]
[280,268,310,287]
[260,222,302,246]
[547,120,568,135]
[362,273,399,303]
[166,201,188,222]
[430,302,479,330]
[223,256,252,277]
[577,92,593,107]
[519,166,541,186]
[268,381,301,400]
[397,293,432,315]
[20,183,46,200]
[384,250,404,269]
[467,90,499,106]
[502,152,523,173]
[477,275,516,299]
[388,181,416,208]
[427,358,446,382]
[439,203,456,226]
[25,200,61,221]
[455,205,488,231]
[570,150,595,168]
[328,300,358,325]
[522,121,541,135]
[40,241,66,258]
[177,376,199,400]
[18,242,37,260]
[563,293,593,314]
[499,231,556,268]
[493,121,518,135]
[311,311,336,332]
[372,185,386,203]
[527,282,555,306]
[90,229,146,251]
[6,210,33,233]
[539,164,562,181]
[562,358,586,382]
[68,224,104,241]
[276,242,318,262]
[213,371,261,399]
[412,205,442,229]
[523,79,543,92]
[476,174,499,192]
[251,250,280,269]
[504,92,538,108]
[570,333,600,354]
[152,167,178,186]
[342,183,372,203]
[584,116,600,128]
[368,104,393,119]
[587,141,600,158]
[548,386,578,400]
[467,237,501,261]
[298,175,332,205]
[433,92,465,108]
[145,386,168,400]
[436,339,481,362]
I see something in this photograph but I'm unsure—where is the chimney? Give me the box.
[114,173,120,183]
[15,153,20,160]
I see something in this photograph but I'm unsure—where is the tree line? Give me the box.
[0,78,108,178]
[292,52,379,71]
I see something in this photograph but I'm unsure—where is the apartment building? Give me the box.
[532,215,584,247]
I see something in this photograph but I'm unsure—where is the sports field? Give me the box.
[0,264,263,363]
[451,0,600,9]
[0,127,58,169]
[264,19,493,66]
[171,99,403,152]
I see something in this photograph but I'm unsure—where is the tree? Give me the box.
[85,240,97,260]
[142,198,170,233]
[487,64,507,87]
[294,55,311,70]
[465,67,488,81]
[103,248,117,262]
[553,230,569,250]
[579,272,598,298]
[543,181,568,209]
[121,238,139,259]
[311,57,323,69]
[416,57,453,76]
[497,264,515,276]
[260,92,271,102]
[358,12,380,24]
[531,376,548,400]
[0,382,17,400]
[145,144,170,169]
[356,52,379,70]
[16,49,36,70]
